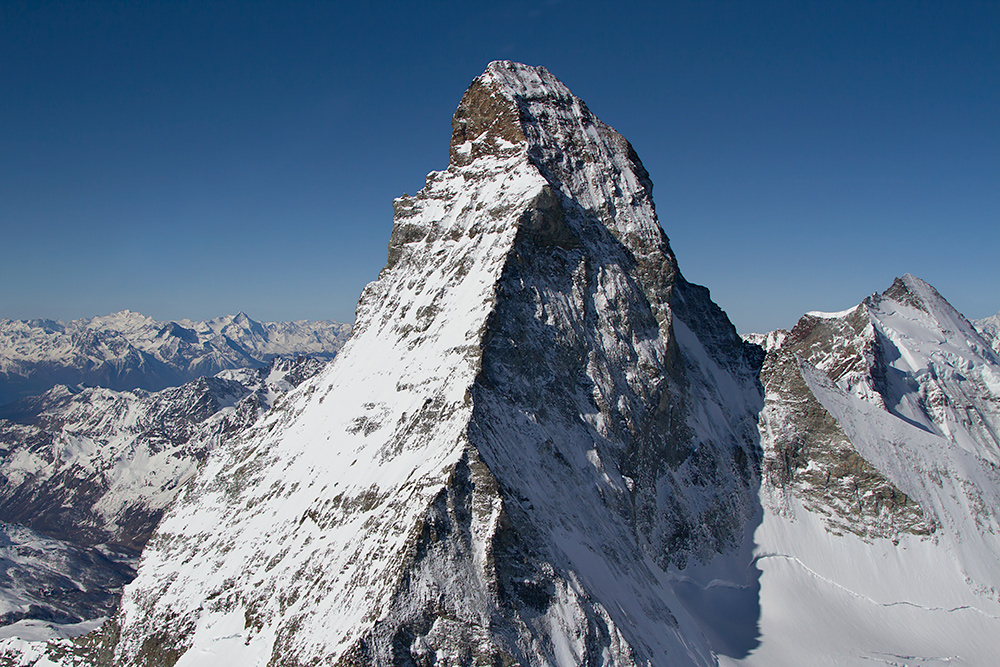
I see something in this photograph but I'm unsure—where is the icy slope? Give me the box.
[0,312,350,406]
[736,275,1000,666]
[0,356,325,637]
[109,61,763,667]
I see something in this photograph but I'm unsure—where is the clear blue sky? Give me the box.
[2,0,998,333]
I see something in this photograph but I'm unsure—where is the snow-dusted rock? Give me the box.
[0,312,350,406]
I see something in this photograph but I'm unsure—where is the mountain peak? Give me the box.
[448,61,674,311]
[110,61,759,666]
[878,273,936,313]
[448,62,575,156]
[868,274,985,344]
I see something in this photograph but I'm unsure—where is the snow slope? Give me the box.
[0,312,350,406]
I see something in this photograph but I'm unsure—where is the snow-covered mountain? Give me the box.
[99,60,764,667]
[0,356,326,640]
[736,274,1000,665]
[1,60,999,667]
[0,311,351,406]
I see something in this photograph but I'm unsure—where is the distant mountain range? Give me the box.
[975,311,1000,355]
[0,311,351,406]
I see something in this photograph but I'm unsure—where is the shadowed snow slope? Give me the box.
[109,61,764,667]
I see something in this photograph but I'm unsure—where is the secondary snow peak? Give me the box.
[749,274,1000,664]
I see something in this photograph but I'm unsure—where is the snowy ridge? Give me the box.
[0,312,350,406]
[108,61,762,667]
[805,305,860,320]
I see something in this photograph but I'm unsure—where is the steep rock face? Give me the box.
[0,357,326,635]
[110,62,762,667]
[744,274,1000,665]
[0,312,350,406]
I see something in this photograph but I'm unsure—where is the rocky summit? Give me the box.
[3,63,1000,667]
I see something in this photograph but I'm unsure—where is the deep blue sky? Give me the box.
[3,1,998,333]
